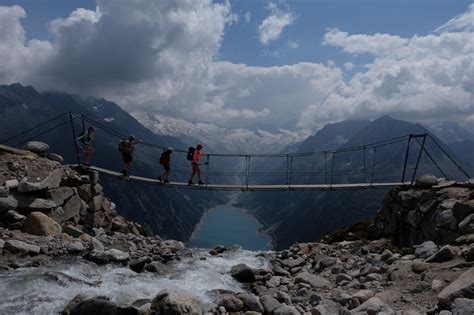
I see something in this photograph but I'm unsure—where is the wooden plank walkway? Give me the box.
[83,166,411,191]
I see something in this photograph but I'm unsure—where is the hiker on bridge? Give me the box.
[118,135,142,178]
[158,147,173,183]
[76,126,95,167]
[188,144,207,185]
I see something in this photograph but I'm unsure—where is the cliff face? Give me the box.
[374,174,474,246]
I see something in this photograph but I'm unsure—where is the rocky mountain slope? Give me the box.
[1,143,473,314]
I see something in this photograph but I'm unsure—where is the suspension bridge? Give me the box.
[1,113,471,191]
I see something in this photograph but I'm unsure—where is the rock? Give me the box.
[365,273,383,282]
[0,186,9,198]
[2,209,26,229]
[151,290,201,315]
[60,195,84,222]
[0,239,4,254]
[4,179,19,190]
[63,225,85,238]
[260,295,281,314]
[436,210,458,230]
[16,196,56,212]
[432,279,444,291]
[319,257,337,269]
[46,187,75,206]
[215,293,244,312]
[17,181,42,193]
[414,241,438,259]
[350,297,392,314]
[4,239,40,255]
[276,291,291,305]
[374,290,402,304]
[47,153,64,163]
[459,214,474,234]
[0,196,18,213]
[146,261,165,274]
[416,174,438,188]
[295,271,330,288]
[352,290,375,303]
[274,305,299,315]
[62,293,88,315]
[22,212,62,236]
[336,273,352,284]
[129,256,151,273]
[465,244,474,262]
[438,268,474,308]
[231,263,256,283]
[210,245,226,256]
[90,237,105,251]
[273,264,291,277]
[67,296,139,315]
[411,261,431,273]
[238,293,264,313]
[68,242,84,253]
[311,305,327,315]
[281,256,305,268]
[425,245,457,263]
[452,201,474,221]
[455,234,474,244]
[106,249,129,262]
[23,141,49,155]
[451,298,474,314]
[85,249,129,265]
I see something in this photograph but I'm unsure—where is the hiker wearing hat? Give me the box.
[158,147,173,183]
[76,126,95,167]
[118,135,142,177]
[188,144,206,185]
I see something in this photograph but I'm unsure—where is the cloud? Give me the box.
[258,2,295,45]
[435,3,474,32]
[244,11,251,23]
[343,62,354,70]
[288,40,298,49]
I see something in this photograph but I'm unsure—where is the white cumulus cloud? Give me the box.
[258,3,295,45]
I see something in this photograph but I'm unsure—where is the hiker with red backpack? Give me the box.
[188,144,206,185]
[118,135,142,178]
[158,147,173,183]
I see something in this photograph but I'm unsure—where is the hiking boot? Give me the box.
[164,179,170,183]
[188,181,194,186]
[122,170,128,177]
[198,180,205,185]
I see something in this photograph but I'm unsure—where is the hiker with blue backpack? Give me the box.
[76,126,95,166]
[188,144,206,185]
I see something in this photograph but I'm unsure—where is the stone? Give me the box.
[416,174,438,188]
[365,273,383,282]
[281,256,305,268]
[47,153,64,163]
[22,212,62,236]
[452,201,474,221]
[60,195,84,222]
[90,237,105,251]
[62,293,88,315]
[63,225,85,238]
[438,268,474,308]
[0,196,18,213]
[260,295,281,314]
[16,196,56,212]
[374,290,402,304]
[68,241,84,253]
[311,305,327,315]
[436,210,458,230]
[209,245,226,256]
[319,257,337,269]
[4,239,40,255]
[336,273,352,284]
[274,305,299,315]
[23,141,49,154]
[238,293,264,313]
[67,297,139,315]
[2,209,26,229]
[105,249,129,262]
[0,239,4,253]
[0,186,9,197]
[112,216,130,233]
[414,241,438,259]
[459,214,474,234]
[146,261,165,274]
[129,256,151,273]
[4,179,19,190]
[88,195,103,212]
[46,187,75,206]
[465,244,474,262]
[17,181,42,193]
[432,279,444,291]
[295,271,330,288]
[352,290,375,303]
[425,245,457,263]
[273,264,291,277]
[451,298,474,315]
[350,297,392,314]
[411,261,431,273]
[151,290,201,315]
[215,293,244,312]
[455,234,474,244]
[231,263,256,283]
[276,291,291,305]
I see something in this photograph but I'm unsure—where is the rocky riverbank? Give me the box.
[1,142,473,314]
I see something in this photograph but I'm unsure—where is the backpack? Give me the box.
[78,132,91,145]
[186,147,195,161]
[160,150,172,164]
[118,140,129,152]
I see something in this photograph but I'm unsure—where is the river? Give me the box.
[188,205,272,251]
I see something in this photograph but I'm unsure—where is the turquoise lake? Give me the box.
[188,206,272,251]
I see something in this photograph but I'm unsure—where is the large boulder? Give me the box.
[22,212,62,236]
[15,196,56,213]
[259,295,281,314]
[438,268,474,308]
[215,293,244,312]
[17,169,63,193]
[23,141,49,155]
[3,239,40,255]
[452,201,474,221]
[414,241,438,259]
[150,290,201,315]
[238,293,264,313]
[416,174,438,188]
[46,187,75,206]
[295,271,330,288]
[459,214,474,234]
[0,186,9,197]
[425,245,457,263]
[61,195,85,222]
[230,263,256,283]
[274,305,299,315]
[0,196,18,213]
[47,153,64,163]
[67,297,139,315]
[350,297,393,314]
[451,298,474,314]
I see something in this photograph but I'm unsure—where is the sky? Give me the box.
[0,0,473,150]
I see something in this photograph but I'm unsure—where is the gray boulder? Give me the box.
[451,298,474,315]
[16,196,56,212]
[215,293,244,312]
[151,290,201,315]
[4,179,19,190]
[47,153,64,163]
[129,256,151,273]
[2,210,26,229]
[231,263,256,283]
[63,225,85,238]
[0,186,9,198]
[436,210,458,230]
[425,245,457,263]
[0,196,18,213]
[295,271,330,288]
[260,295,281,314]
[23,141,49,155]
[459,214,474,234]
[438,268,474,308]
[414,241,438,259]
[452,201,474,221]
[350,297,393,314]
[67,242,85,254]
[274,305,299,315]
[46,187,75,207]
[465,244,474,262]
[68,296,139,315]
[4,239,40,255]
[61,195,84,222]
[22,212,62,236]
[238,293,264,313]
[416,174,438,188]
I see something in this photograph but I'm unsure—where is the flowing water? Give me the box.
[0,249,268,314]
[188,205,272,251]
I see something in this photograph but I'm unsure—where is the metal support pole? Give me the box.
[286,154,289,185]
[245,156,250,190]
[370,147,377,185]
[205,155,210,185]
[324,151,328,184]
[81,115,86,134]
[289,155,293,187]
[363,146,366,183]
[330,152,336,187]
[411,134,427,185]
[401,135,412,183]
[69,113,81,166]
